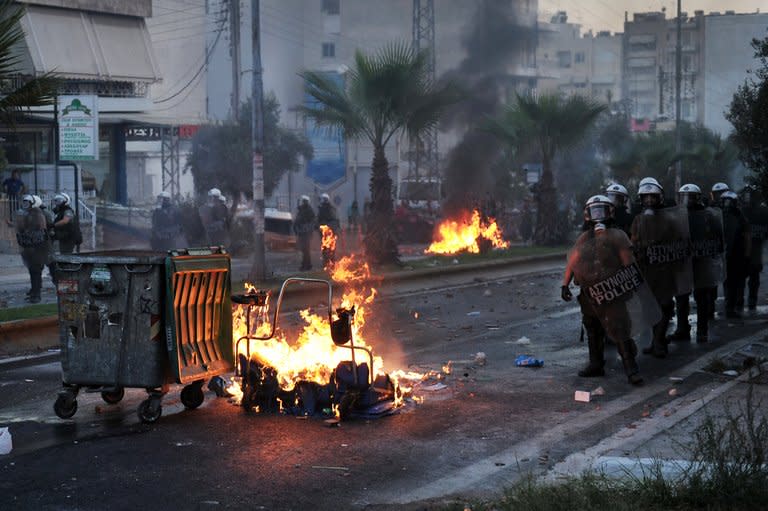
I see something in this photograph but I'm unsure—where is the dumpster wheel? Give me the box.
[54,395,78,419]
[138,397,162,424]
[101,387,125,405]
[180,382,205,410]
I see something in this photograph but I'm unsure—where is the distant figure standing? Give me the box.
[151,191,185,251]
[52,193,81,255]
[520,202,533,244]
[294,195,315,271]
[347,200,359,233]
[199,188,229,247]
[15,195,49,303]
[3,170,25,219]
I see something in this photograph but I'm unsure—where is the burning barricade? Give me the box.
[229,256,417,420]
[426,209,509,255]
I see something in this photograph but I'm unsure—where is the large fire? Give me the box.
[425,209,509,255]
[230,254,416,407]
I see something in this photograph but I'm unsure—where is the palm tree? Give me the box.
[0,0,59,125]
[299,43,459,265]
[490,93,606,245]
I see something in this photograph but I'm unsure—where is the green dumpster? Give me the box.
[52,248,233,424]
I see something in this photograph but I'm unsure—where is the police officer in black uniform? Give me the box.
[739,186,768,311]
[52,192,81,255]
[722,191,751,318]
[294,195,316,271]
[562,195,646,385]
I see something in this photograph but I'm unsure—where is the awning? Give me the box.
[18,5,161,82]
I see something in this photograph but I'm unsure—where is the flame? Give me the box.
[425,209,509,255]
[233,256,389,391]
[320,225,337,254]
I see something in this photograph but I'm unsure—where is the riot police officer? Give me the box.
[668,184,724,343]
[151,191,185,251]
[294,195,316,271]
[200,188,229,247]
[722,191,751,318]
[52,193,81,254]
[606,183,634,235]
[740,186,768,311]
[631,178,693,358]
[562,195,656,385]
[710,182,730,208]
[15,194,49,303]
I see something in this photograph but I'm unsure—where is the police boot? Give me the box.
[642,322,669,358]
[617,339,643,385]
[578,326,605,377]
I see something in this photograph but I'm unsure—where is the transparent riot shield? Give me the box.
[688,207,725,289]
[631,206,694,302]
[571,229,662,341]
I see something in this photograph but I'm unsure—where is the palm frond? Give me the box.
[0,0,26,77]
[0,73,59,126]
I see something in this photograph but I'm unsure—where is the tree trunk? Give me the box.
[534,155,560,245]
[364,146,399,265]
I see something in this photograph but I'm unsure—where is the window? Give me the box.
[574,52,585,64]
[321,0,340,15]
[0,129,52,165]
[557,51,572,68]
[322,42,336,58]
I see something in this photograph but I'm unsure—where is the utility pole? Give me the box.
[230,0,241,120]
[410,0,438,194]
[674,0,682,191]
[250,0,266,281]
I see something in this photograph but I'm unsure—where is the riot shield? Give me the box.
[688,207,725,289]
[631,206,693,302]
[571,229,662,341]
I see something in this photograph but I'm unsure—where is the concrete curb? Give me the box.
[0,251,567,358]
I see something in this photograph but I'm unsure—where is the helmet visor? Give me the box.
[587,204,610,222]
[678,193,699,207]
[606,192,626,207]
[641,194,661,208]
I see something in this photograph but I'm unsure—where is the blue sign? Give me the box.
[304,72,346,185]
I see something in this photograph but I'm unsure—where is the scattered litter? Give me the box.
[208,376,231,397]
[324,418,340,427]
[486,326,500,330]
[0,427,11,455]
[669,376,684,383]
[24,379,34,383]
[199,501,220,506]
[574,391,591,403]
[466,311,481,317]
[483,289,493,297]
[515,355,544,367]
[538,454,549,463]
[668,388,678,396]
[175,441,193,447]
[474,352,487,366]
[422,383,448,392]
[514,336,531,345]
[494,462,505,466]
[311,465,350,472]
[452,259,459,264]
[722,370,739,377]
[642,408,651,418]
[591,386,605,396]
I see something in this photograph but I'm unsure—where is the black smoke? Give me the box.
[440,0,535,213]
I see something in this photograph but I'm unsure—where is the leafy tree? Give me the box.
[607,122,739,199]
[727,36,768,198]
[489,93,606,244]
[185,94,313,212]
[299,43,460,265]
[0,0,59,125]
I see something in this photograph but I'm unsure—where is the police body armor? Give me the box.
[746,204,768,271]
[571,228,661,341]
[688,207,725,289]
[632,206,694,303]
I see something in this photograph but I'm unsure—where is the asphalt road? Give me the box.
[1,261,767,510]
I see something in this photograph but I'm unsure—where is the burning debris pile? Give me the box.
[229,256,420,420]
[426,209,509,255]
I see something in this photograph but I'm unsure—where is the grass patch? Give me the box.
[0,303,58,322]
[451,383,768,511]
[397,245,568,272]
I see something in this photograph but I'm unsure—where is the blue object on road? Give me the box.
[515,355,544,367]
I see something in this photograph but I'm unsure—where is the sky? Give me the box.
[540,0,766,33]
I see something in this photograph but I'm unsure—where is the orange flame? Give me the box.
[425,209,509,255]
[320,225,337,254]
